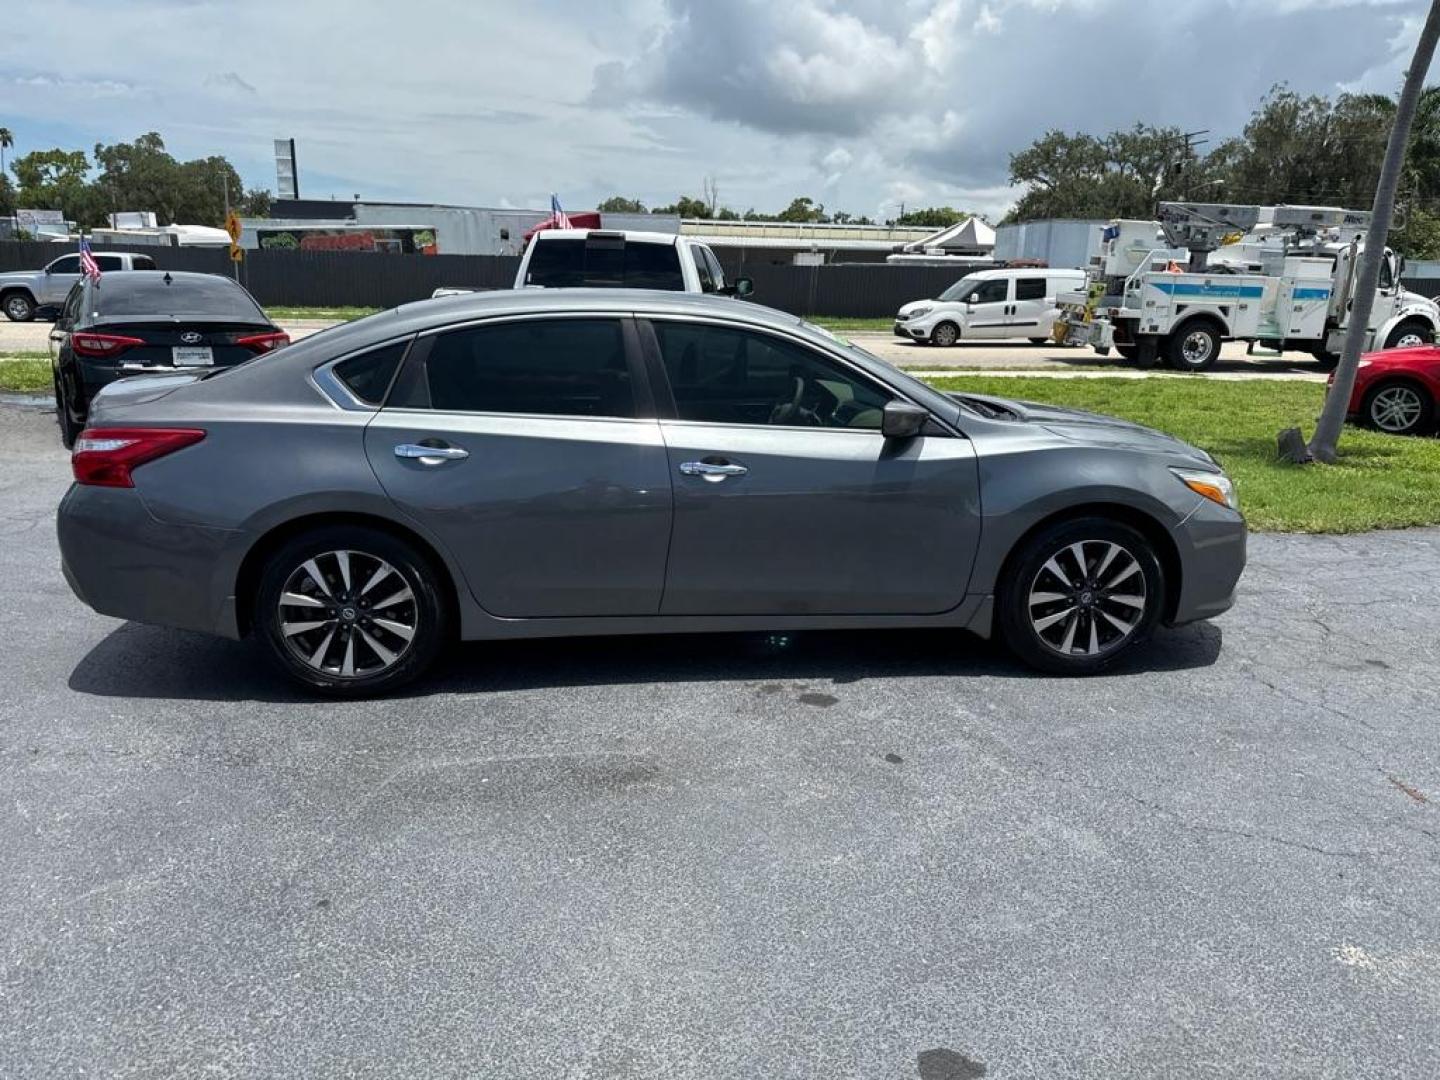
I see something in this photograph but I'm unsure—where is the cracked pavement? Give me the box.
[1,401,1438,1079]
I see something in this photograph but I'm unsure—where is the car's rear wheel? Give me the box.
[2,292,34,322]
[1028,337,1047,345]
[256,526,448,696]
[997,517,1165,675]
[1363,380,1434,436]
[930,321,960,347]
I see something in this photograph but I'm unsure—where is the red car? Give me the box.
[1337,345,1440,436]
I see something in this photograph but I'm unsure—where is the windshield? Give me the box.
[938,277,981,302]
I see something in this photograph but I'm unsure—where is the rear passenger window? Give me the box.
[1015,278,1047,301]
[334,341,408,405]
[132,255,157,270]
[425,319,634,418]
[94,255,124,272]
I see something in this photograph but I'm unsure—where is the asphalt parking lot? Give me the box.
[3,400,1439,1079]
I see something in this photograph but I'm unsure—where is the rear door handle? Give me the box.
[395,442,469,464]
[679,460,748,481]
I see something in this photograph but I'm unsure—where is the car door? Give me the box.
[40,255,82,305]
[643,317,981,616]
[963,277,1012,339]
[1008,275,1052,338]
[363,315,674,618]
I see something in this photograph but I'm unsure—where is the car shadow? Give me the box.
[67,620,1223,704]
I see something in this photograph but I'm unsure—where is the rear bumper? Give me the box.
[58,483,244,639]
[1169,500,1247,625]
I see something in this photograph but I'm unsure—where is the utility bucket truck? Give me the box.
[1055,203,1439,371]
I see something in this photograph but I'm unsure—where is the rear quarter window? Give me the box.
[333,341,409,405]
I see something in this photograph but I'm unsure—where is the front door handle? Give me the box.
[395,442,469,465]
[679,460,748,481]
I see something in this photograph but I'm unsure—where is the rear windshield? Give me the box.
[525,237,684,290]
[92,274,267,321]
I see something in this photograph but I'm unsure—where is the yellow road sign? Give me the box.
[225,211,243,243]
[229,242,244,262]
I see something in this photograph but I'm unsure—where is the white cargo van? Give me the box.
[894,268,1086,346]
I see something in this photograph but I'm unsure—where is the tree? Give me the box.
[238,187,272,218]
[702,175,719,217]
[1393,205,1440,259]
[1308,0,1440,463]
[10,147,102,225]
[1007,124,1202,222]
[652,195,711,218]
[92,133,245,227]
[597,195,646,213]
[0,127,12,180]
[894,206,968,228]
[0,174,14,218]
[776,196,828,223]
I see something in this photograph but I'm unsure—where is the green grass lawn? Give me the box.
[807,316,893,332]
[266,306,379,322]
[0,358,52,393]
[925,375,1440,534]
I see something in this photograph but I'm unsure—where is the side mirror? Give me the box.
[732,276,754,298]
[33,304,62,321]
[881,400,929,439]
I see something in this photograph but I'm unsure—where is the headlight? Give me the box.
[1173,467,1239,511]
[908,306,931,319]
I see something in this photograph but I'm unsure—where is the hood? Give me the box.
[0,269,37,282]
[897,299,939,316]
[949,391,1217,467]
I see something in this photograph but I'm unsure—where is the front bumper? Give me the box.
[58,483,244,639]
[1169,498,1247,625]
[893,319,930,341]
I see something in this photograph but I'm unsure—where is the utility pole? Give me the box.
[1306,0,1440,464]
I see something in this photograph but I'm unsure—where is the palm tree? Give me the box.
[0,128,12,179]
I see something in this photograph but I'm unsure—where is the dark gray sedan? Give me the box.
[57,290,1245,695]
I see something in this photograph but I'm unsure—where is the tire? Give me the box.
[930,321,960,348]
[1116,344,1139,361]
[53,376,82,449]
[1362,380,1435,436]
[1165,321,1222,371]
[1028,337,1047,345]
[255,525,449,696]
[2,291,34,323]
[997,516,1165,676]
[1311,350,1339,372]
[1384,319,1433,351]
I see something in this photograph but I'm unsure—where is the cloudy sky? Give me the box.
[0,0,1433,220]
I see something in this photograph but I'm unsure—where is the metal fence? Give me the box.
[6,240,1438,318]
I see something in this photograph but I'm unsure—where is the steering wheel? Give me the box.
[770,376,820,426]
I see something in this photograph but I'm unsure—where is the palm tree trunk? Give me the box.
[1309,0,1440,462]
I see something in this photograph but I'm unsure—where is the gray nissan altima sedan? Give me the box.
[57,289,1245,695]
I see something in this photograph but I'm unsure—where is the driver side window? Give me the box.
[653,321,892,430]
[973,279,1008,304]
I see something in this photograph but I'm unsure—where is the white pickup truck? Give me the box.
[1,250,158,321]
[515,229,752,296]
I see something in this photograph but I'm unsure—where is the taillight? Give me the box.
[72,427,206,488]
[235,331,290,353]
[71,332,145,359]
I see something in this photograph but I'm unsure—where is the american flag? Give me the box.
[550,193,572,230]
[79,237,101,281]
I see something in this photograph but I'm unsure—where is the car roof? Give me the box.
[56,250,154,259]
[530,229,680,246]
[87,269,247,291]
[966,267,1084,280]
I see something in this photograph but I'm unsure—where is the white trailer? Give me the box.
[1056,203,1440,370]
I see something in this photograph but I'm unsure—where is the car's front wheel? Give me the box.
[930,321,960,347]
[1384,319,1433,351]
[256,525,448,696]
[1363,380,1434,436]
[997,517,1165,675]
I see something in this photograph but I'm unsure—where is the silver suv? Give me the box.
[1,250,158,321]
